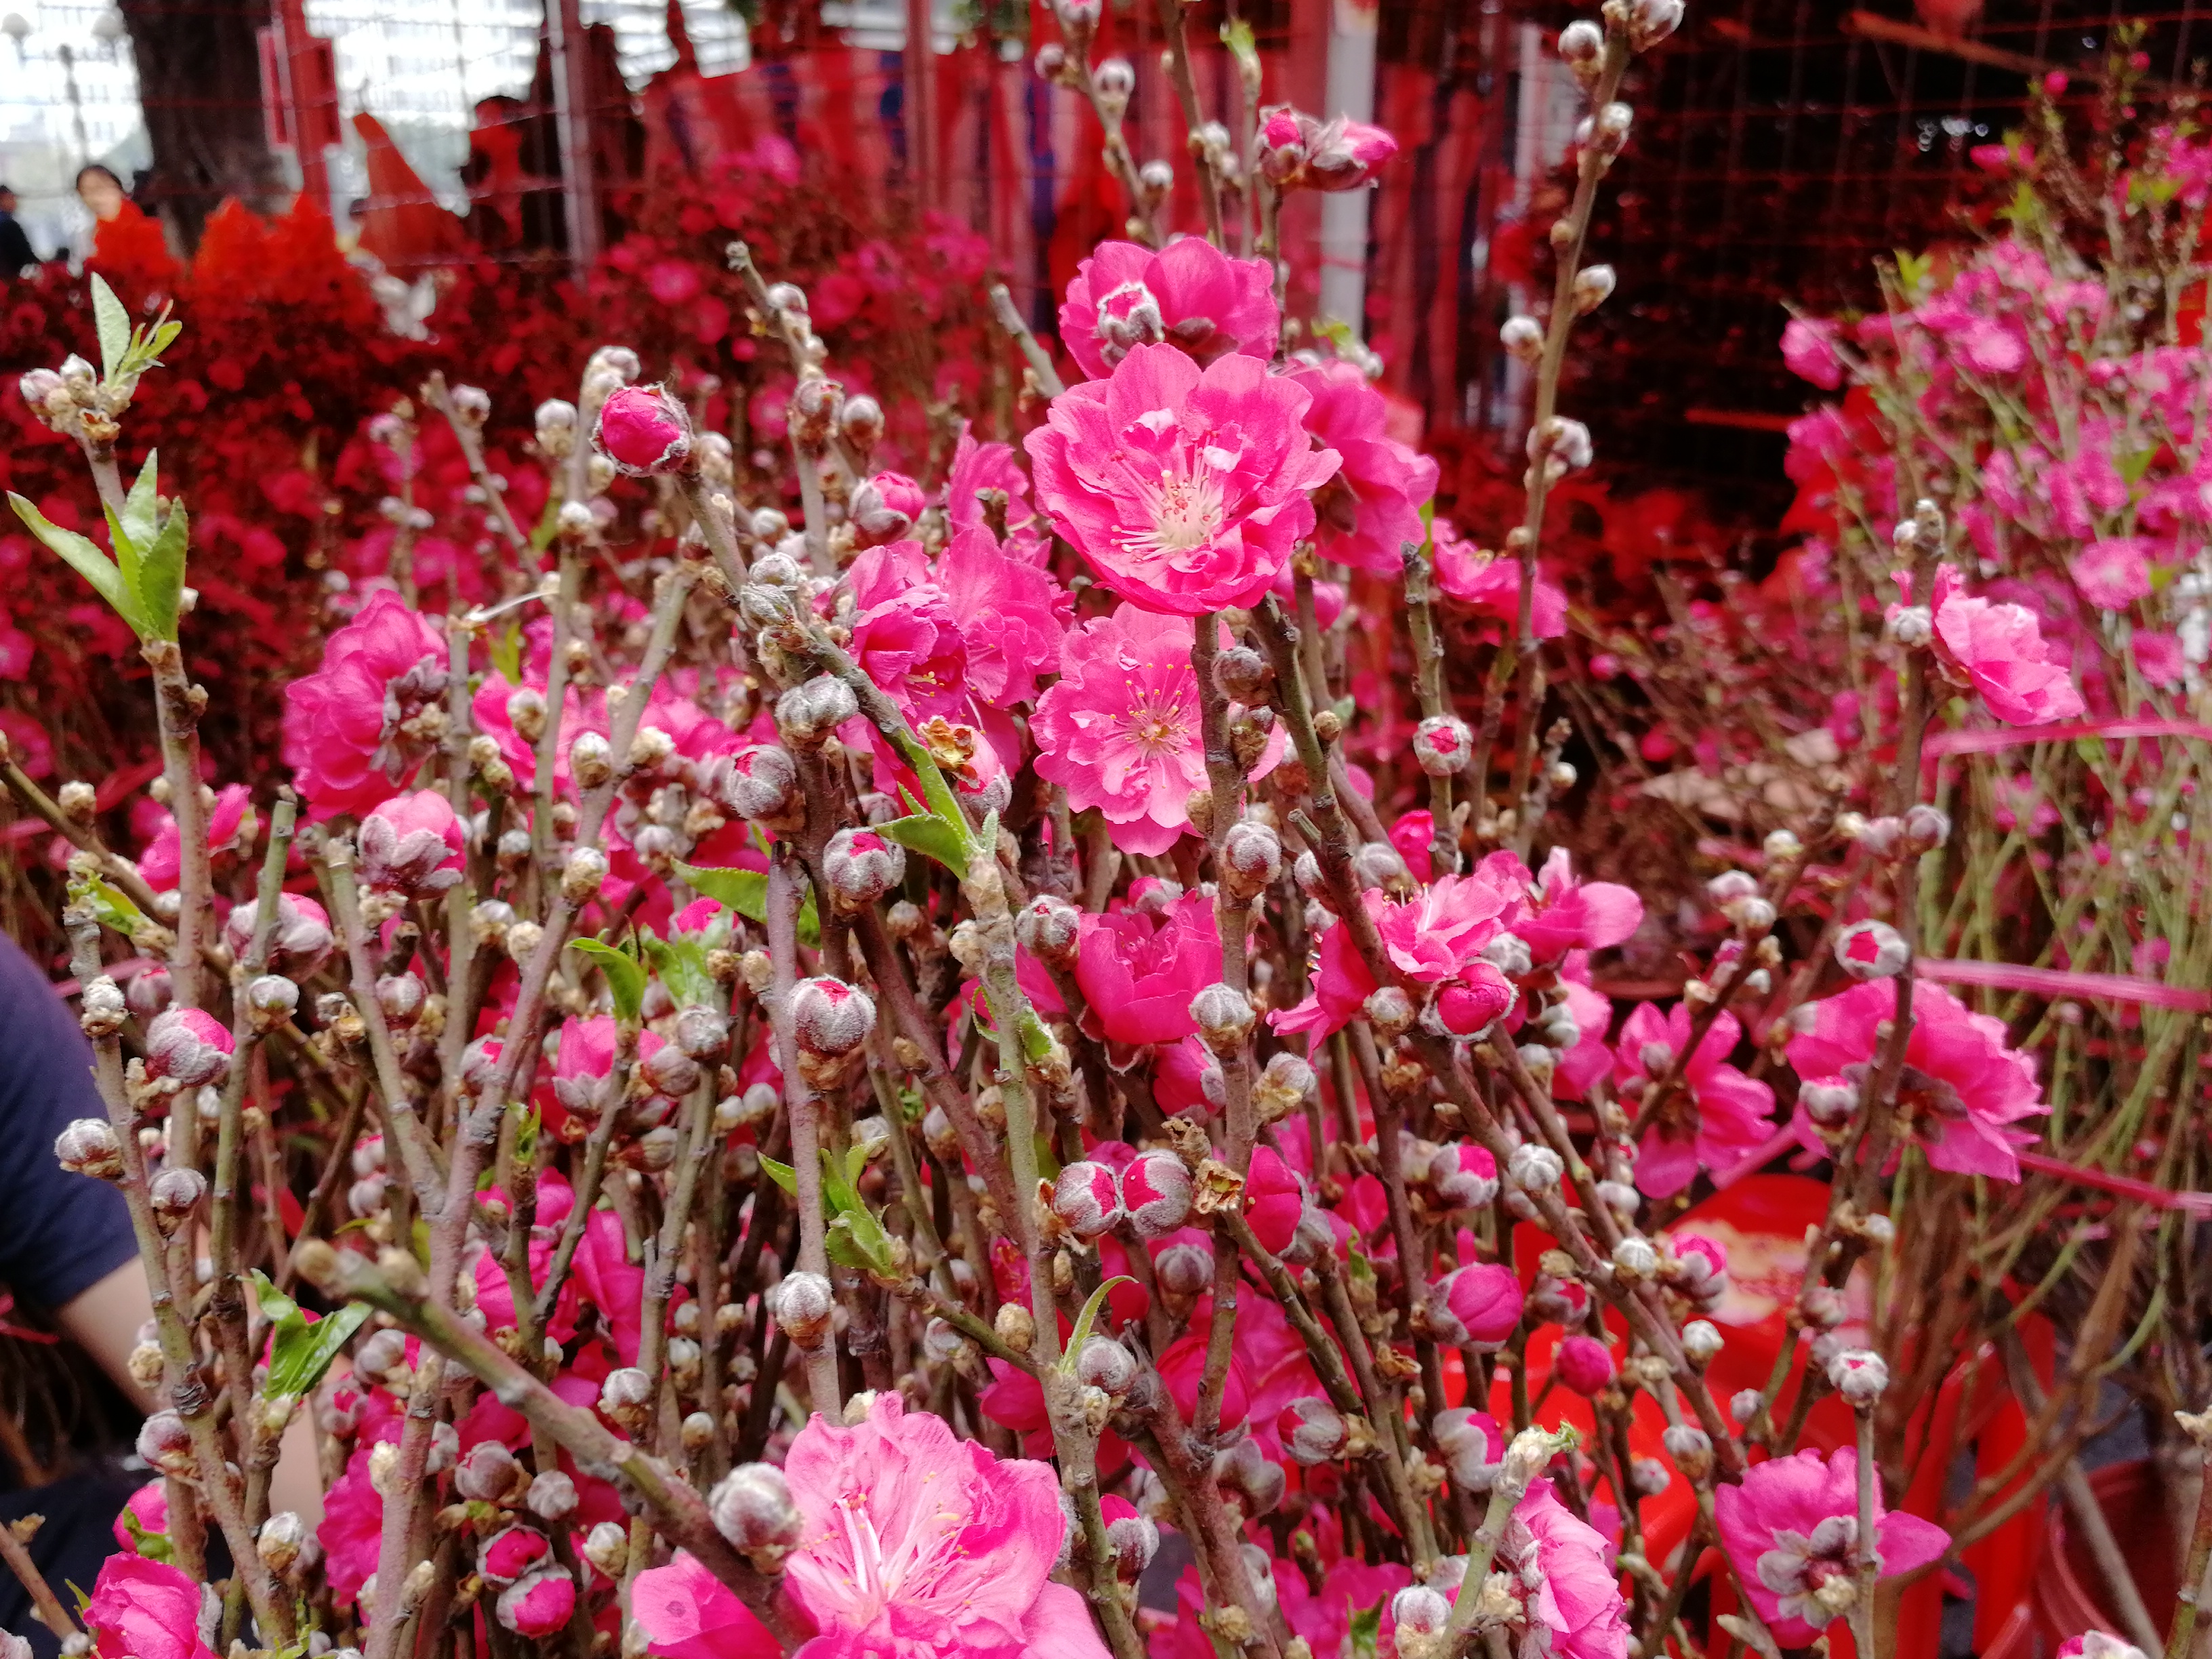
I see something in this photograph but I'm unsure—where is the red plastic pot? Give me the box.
[2032,1460,2178,1654]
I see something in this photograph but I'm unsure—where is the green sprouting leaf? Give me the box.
[530,493,563,552]
[2118,446,2160,488]
[568,937,647,1023]
[876,812,970,873]
[844,1141,869,1187]
[1059,1276,1136,1373]
[89,273,130,382]
[1347,1599,1384,1659]
[136,500,189,640]
[489,619,523,686]
[642,932,716,1010]
[121,451,159,562]
[119,1506,173,1563]
[253,1269,372,1399]
[676,861,767,922]
[67,874,148,939]
[1219,15,1258,74]
[674,860,817,945]
[758,1152,798,1197]
[512,1103,541,1166]
[11,491,149,637]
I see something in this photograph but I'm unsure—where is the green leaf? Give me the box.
[1058,1277,1136,1372]
[121,451,159,562]
[12,491,149,637]
[877,812,970,873]
[119,1507,173,1563]
[1347,1599,1384,1659]
[530,494,563,552]
[489,619,523,686]
[758,1151,798,1197]
[136,499,189,640]
[512,1103,541,1167]
[89,273,130,382]
[676,861,767,922]
[1219,15,1258,73]
[568,937,647,1023]
[253,1269,373,1399]
[642,932,716,1010]
[67,874,148,939]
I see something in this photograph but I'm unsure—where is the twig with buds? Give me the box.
[989,283,1067,400]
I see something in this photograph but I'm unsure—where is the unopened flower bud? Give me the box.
[1612,1236,1659,1280]
[1364,985,1414,1037]
[1153,1239,1214,1297]
[1277,1397,1350,1466]
[1120,1149,1194,1238]
[1219,820,1284,901]
[1105,1507,1158,1579]
[1662,1425,1714,1478]
[1800,1076,1860,1126]
[790,977,874,1057]
[773,1272,836,1350]
[1351,840,1409,891]
[599,1368,654,1424]
[1509,1143,1563,1193]
[594,383,693,475]
[709,1463,803,1568]
[511,1471,573,1528]
[777,676,859,748]
[1076,1337,1138,1397]
[1053,1161,1124,1240]
[719,745,801,825]
[1682,1319,1725,1364]
[822,826,906,912]
[1902,803,1951,853]
[56,1118,124,1180]
[455,1439,523,1504]
[1015,893,1081,966]
[1628,0,1685,48]
[258,1510,307,1576]
[560,845,608,905]
[1827,1348,1889,1408]
[1834,919,1909,981]
[145,1007,234,1087]
[1212,645,1271,702]
[1500,315,1545,361]
[137,1410,194,1475]
[149,1167,207,1233]
[1412,714,1474,777]
[1189,982,1256,1055]
[1572,264,1617,314]
[1731,1387,1765,1425]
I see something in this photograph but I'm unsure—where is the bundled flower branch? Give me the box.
[0,14,2203,1659]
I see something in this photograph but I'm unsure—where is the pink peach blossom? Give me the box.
[1615,1004,1776,1197]
[1501,1479,1631,1659]
[1786,979,2047,1181]
[1433,523,1568,639]
[1057,238,1279,380]
[1073,890,1221,1047]
[1925,565,2087,725]
[1781,318,1845,390]
[1293,360,1439,576]
[1032,605,1275,856]
[1025,343,1340,615]
[1714,1448,1950,1646]
[85,1551,218,1659]
[280,588,449,818]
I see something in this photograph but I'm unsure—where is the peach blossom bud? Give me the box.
[1015,894,1081,965]
[1053,1161,1124,1240]
[1835,919,1908,980]
[1190,982,1255,1055]
[1414,714,1473,777]
[773,1272,836,1350]
[1278,1397,1349,1465]
[718,745,801,823]
[137,1409,194,1475]
[1154,1240,1214,1298]
[823,826,906,912]
[1219,820,1283,902]
[1120,1149,1194,1239]
[709,1463,803,1568]
[776,676,859,747]
[145,1007,234,1087]
[56,1118,124,1179]
[790,977,874,1057]
[149,1167,206,1233]
[594,383,693,475]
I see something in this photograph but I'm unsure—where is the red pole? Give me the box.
[272,0,330,215]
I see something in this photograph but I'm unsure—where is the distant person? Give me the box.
[0,186,41,276]
[73,164,127,226]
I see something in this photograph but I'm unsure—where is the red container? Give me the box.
[2032,1460,2178,1654]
